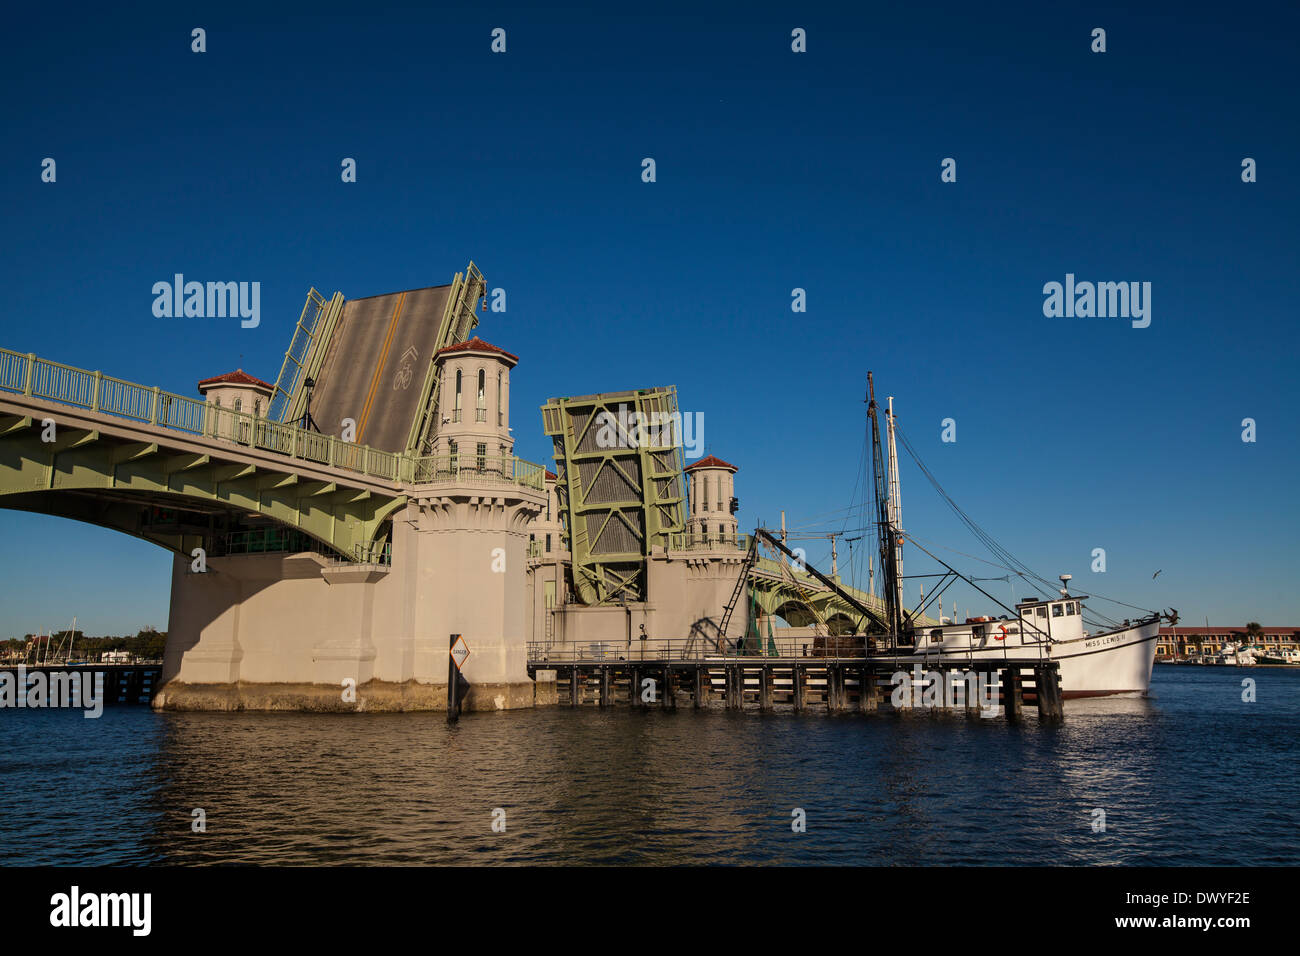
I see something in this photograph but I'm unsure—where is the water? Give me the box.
[1,666,1296,865]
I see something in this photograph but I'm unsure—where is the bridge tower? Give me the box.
[156,336,547,711]
[428,338,516,466]
[684,455,738,544]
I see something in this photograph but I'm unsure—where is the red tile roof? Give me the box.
[1159,626,1298,635]
[197,369,274,391]
[684,454,738,473]
[435,337,519,363]
[545,469,557,481]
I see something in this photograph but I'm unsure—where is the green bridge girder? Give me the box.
[542,386,688,605]
[0,404,406,561]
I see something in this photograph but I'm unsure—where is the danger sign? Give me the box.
[450,636,470,671]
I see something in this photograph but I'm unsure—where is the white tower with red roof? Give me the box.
[685,455,739,544]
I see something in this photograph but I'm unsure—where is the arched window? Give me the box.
[234,398,242,413]
[476,369,486,421]
[496,371,503,426]
[453,369,462,422]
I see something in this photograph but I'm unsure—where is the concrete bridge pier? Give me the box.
[155,483,546,712]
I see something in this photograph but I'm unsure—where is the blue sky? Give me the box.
[2,1,1297,636]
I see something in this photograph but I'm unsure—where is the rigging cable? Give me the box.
[894,424,1156,618]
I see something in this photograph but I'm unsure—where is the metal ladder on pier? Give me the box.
[716,535,758,650]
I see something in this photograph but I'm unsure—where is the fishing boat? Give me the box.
[852,375,1170,699]
[906,581,1162,697]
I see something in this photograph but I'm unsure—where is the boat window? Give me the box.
[1065,602,1075,615]
[1036,606,1047,618]
[929,629,943,644]
[1052,604,1064,617]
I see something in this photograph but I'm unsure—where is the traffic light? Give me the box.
[729,496,739,514]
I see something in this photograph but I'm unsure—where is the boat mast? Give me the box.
[886,397,905,633]
[866,373,903,648]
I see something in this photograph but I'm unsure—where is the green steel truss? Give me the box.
[542,387,687,605]
[269,288,346,425]
[404,261,484,456]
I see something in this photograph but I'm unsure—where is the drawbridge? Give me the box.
[267,262,485,456]
[542,387,688,605]
[0,261,550,562]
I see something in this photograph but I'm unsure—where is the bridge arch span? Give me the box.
[0,398,406,562]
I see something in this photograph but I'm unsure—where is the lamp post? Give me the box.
[301,376,320,433]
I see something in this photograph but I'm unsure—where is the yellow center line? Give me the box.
[357,291,406,442]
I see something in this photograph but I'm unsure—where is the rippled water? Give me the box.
[1,666,1296,865]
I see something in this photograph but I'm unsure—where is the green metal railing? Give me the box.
[402,453,546,491]
[209,528,393,565]
[526,637,874,663]
[0,348,546,492]
[666,531,752,551]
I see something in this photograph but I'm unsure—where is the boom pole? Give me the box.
[752,528,890,634]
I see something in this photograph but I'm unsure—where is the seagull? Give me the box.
[1152,569,1163,579]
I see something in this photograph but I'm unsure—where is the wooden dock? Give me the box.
[526,645,1064,722]
[0,664,163,706]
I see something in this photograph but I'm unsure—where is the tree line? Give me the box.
[1,628,167,661]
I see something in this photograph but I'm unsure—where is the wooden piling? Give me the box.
[1001,667,1022,722]
[664,666,676,709]
[1035,665,1064,723]
[964,670,982,719]
[759,666,773,711]
[570,669,581,707]
[863,669,880,713]
[792,663,805,711]
[693,667,704,708]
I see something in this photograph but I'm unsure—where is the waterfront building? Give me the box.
[1156,626,1299,660]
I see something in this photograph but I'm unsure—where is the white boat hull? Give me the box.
[910,618,1160,698]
